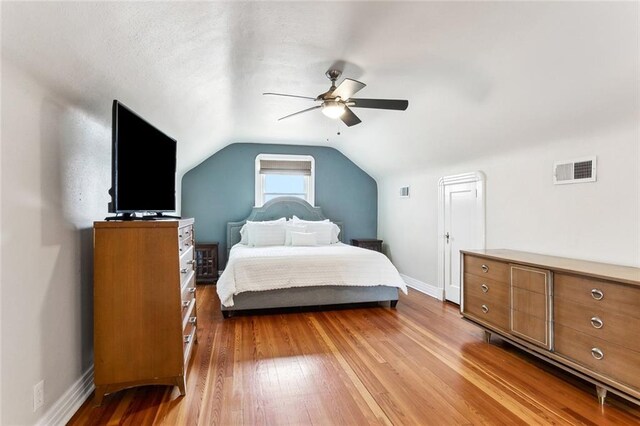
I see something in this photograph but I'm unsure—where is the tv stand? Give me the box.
[143,212,182,220]
[104,212,181,221]
[105,213,137,221]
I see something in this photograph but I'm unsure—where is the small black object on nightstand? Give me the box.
[351,239,383,253]
[195,243,219,284]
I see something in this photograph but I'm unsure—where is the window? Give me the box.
[255,154,315,207]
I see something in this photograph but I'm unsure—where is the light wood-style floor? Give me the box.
[70,285,640,425]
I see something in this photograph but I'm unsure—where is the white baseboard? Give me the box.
[37,365,94,426]
[401,274,444,301]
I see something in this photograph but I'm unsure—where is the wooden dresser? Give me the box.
[461,249,640,406]
[93,219,197,405]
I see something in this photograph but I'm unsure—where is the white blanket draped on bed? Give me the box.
[217,243,408,307]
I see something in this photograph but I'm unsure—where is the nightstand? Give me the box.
[351,239,383,253]
[195,243,219,284]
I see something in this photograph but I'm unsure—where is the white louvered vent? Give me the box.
[553,156,597,185]
[399,186,410,198]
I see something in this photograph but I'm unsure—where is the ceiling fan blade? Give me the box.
[263,92,316,100]
[349,98,409,110]
[331,78,366,100]
[277,105,321,121]
[340,107,362,127]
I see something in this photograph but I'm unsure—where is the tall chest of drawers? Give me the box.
[93,219,197,405]
[461,249,640,406]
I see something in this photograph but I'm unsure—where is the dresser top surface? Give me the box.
[94,218,194,228]
[462,249,640,286]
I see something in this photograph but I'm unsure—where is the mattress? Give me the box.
[217,243,408,307]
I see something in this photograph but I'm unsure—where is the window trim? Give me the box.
[255,154,315,207]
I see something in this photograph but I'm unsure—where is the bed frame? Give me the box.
[222,197,399,317]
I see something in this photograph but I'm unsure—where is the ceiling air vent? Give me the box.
[400,186,410,198]
[554,156,597,185]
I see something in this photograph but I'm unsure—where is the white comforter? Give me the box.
[217,243,408,307]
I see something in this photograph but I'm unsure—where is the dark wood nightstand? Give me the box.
[351,239,383,253]
[195,243,219,284]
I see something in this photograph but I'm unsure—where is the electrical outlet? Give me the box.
[33,380,44,412]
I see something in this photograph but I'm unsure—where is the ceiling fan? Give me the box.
[263,69,409,127]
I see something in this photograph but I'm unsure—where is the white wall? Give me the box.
[379,123,640,289]
[1,60,110,425]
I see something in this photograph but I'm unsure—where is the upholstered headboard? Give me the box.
[227,197,344,258]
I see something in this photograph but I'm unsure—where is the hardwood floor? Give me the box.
[70,286,640,425]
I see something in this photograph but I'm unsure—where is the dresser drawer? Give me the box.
[555,273,640,320]
[179,246,195,286]
[181,276,196,319]
[510,265,551,295]
[511,287,549,319]
[183,300,197,332]
[464,273,509,304]
[464,255,509,283]
[511,311,551,349]
[179,225,193,241]
[179,235,194,255]
[554,297,640,353]
[555,324,640,391]
[183,316,197,365]
[463,293,510,331]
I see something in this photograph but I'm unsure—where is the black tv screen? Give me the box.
[110,100,177,214]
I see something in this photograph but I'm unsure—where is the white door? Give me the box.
[443,179,484,304]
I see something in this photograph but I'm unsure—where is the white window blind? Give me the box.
[259,159,312,176]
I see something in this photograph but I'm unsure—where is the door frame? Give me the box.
[437,171,486,301]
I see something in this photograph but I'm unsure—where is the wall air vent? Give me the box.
[400,186,410,198]
[553,156,597,185]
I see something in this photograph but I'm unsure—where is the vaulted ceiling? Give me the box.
[2,2,637,178]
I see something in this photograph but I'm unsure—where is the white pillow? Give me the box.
[247,221,286,247]
[301,222,334,245]
[240,217,285,245]
[285,224,307,245]
[291,215,329,224]
[239,224,248,244]
[290,231,318,246]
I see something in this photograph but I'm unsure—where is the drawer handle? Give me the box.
[591,347,604,360]
[187,259,196,265]
[184,335,192,344]
[481,264,489,273]
[180,268,189,274]
[591,289,604,300]
[590,316,604,329]
[189,316,197,324]
[188,287,196,294]
[185,242,191,247]
[481,304,489,313]
[481,284,489,293]
[179,234,183,238]
[182,301,190,308]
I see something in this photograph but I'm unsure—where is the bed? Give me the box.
[217,197,407,317]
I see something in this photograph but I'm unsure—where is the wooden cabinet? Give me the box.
[461,249,640,406]
[351,239,383,253]
[93,219,197,405]
[195,243,218,284]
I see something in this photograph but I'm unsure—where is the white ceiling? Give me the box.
[2,2,638,178]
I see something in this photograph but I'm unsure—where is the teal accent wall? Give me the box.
[181,143,378,266]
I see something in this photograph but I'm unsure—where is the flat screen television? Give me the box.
[108,100,178,219]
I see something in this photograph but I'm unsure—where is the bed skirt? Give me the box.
[221,285,399,315]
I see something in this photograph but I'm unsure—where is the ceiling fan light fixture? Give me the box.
[321,100,346,119]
